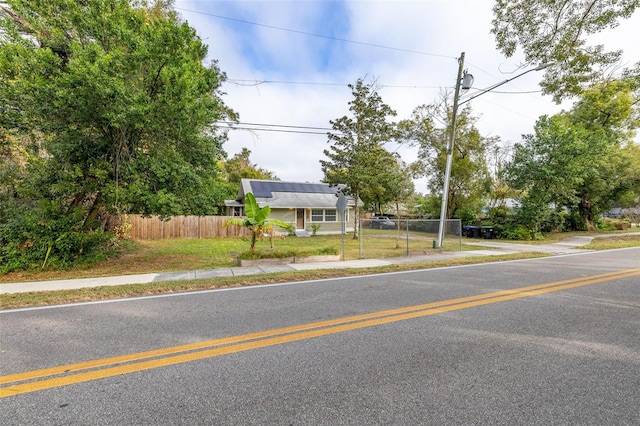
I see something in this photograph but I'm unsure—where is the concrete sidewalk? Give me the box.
[0,249,505,294]
[2,233,634,295]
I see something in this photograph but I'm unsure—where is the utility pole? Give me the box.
[437,52,465,248]
[435,56,548,248]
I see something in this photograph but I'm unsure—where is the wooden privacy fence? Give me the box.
[127,215,252,240]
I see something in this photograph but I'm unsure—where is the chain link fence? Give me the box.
[355,218,462,259]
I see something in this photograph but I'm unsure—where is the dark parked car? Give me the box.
[369,215,396,229]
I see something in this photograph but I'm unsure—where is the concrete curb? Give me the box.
[0,274,158,294]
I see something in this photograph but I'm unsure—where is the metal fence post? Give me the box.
[406,219,409,256]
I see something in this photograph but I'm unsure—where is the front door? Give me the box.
[296,209,305,230]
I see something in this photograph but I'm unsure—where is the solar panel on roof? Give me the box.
[250,181,340,198]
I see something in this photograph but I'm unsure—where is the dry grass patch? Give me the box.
[582,234,640,250]
[0,252,547,309]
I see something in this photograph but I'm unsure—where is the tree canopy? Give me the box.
[1,0,234,217]
[402,101,495,223]
[320,78,398,238]
[0,0,234,271]
[506,81,640,231]
[492,0,640,102]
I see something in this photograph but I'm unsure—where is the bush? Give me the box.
[500,225,533,240]
[484,206,517,239]
[0,201,115,273]
[598,218,631,230]
[540,210,566,233]
[282,223,296,236]
[563,211,587,231]
[596,219,617,231]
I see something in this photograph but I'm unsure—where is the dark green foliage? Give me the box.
[402,102,495,222]
[500,225,535,241]
[562,211,587,232]
[1,1,234,271]
[492,0,640,101]
[0,199,113,273]
[321,78,398,238]
[506,81,640,233]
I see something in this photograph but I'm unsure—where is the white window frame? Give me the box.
[310,208,342,222]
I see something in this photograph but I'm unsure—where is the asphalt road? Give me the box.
[1,248,639,425]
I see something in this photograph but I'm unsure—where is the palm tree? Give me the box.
[223,193,290,251]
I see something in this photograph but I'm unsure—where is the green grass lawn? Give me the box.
[0,232,460,283]
[1,230,638,284]
[3,231,638,310]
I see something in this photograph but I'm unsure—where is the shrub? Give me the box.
[0,201,115,273]
[500,225,533,240]
[540,210,566,232]
[564,211,587,231]
[283,223,296,236]
[596,219,617,231]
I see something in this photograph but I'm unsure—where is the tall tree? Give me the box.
[357,147,397,214]
[0,0,234,270]
[383,156,415,249]
[217,148,279,203]
[224,148,279,185]
[320,78,397,238]
[1,0,234,218]
[506,81,640,231]
[491,0,640,101]
[403,101,495,224]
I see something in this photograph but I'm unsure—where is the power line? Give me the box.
[471,88,542,95]
[217,121,334,131]
[226,78,540,94]
[461,87,543,97]
[220,127,331,136]
[228,79,347,87]
[226,78,442,90]
[175,7,456,60]
[215,121,342,136]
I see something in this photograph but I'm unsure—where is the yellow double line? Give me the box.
[2,268,638,398]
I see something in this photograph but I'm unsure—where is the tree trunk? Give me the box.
[82,192,102,230]
[580,198,595,231]
[250,232,257,250]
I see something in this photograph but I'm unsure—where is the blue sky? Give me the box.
[193,1,353,74]
[174,0,640,189]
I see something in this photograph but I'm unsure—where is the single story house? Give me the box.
[224,179,360,235]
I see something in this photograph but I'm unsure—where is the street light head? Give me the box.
[461,73,474,90]
[534,63,551,71]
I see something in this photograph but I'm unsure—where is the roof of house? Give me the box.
[224,179,358,209]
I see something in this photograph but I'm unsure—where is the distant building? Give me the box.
[224,179,361,235]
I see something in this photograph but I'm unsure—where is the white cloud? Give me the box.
[175,0,639,187]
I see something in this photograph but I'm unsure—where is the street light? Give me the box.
[436,53,550,248]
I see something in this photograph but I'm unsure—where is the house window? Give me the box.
[231,206,244,216]
[311,209,324,221]
[324,210,337,222]
[311,209,340,222]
